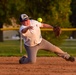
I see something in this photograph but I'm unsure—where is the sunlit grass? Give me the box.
[0,40,76,56]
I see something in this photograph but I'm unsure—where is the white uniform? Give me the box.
[19,20,43,46]
[19,14,75,64]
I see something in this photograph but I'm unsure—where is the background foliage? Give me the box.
[0,0,73,45]
[70,0,76,38]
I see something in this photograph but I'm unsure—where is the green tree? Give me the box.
[70,0,76,38]
[0,0,27,41]
[26,0,72,45]
[0,0,72,45]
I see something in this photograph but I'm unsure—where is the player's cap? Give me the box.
[20,14,29,22]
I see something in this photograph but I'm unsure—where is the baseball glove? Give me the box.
[53,26,61,37]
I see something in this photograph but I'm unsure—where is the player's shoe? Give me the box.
[66,56,75,62]
[19,55,27,64]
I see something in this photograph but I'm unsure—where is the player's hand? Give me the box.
[53,26,62,37]
[22,26,33,33]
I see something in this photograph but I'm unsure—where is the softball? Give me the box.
[37,17,42,22]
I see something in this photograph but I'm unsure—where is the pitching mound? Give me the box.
[0,57,76,75]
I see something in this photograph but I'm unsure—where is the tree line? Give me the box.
[0,0,75,45]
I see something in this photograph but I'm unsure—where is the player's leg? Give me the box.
[25,45,38,63]
[19,44,39,64]
[39,38,75,62]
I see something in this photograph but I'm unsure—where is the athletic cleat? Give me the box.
[19,59,21,64]
[19,55,27,64]
[66,56,75,62]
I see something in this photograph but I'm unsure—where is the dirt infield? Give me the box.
[0,57,76,75]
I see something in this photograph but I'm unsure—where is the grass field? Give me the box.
[60,39,76,56]
[0,39,76,57]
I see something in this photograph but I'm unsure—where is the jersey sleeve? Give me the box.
[37,22,43,27]
[19,25,27,33]
[31,20,43,27]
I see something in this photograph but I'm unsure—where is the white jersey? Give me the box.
[19,20,43,46]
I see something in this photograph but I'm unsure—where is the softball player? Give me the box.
[19,14,75,64]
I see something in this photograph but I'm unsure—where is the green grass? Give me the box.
[0,40,24,56]
[0,40,76,57]
[59,39,76,56]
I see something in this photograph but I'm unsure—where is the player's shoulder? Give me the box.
[30,19,39,23]
[20,25,27,30]
[20,25,26,28]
